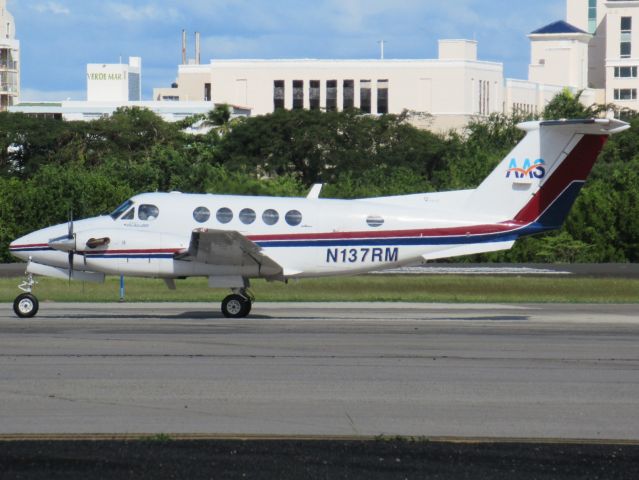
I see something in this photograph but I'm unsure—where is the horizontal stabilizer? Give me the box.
[421,240,515,262]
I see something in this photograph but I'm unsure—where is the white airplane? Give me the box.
[9,118,629,318]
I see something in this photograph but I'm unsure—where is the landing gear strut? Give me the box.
[13,272,39,318]
[221,288,253,318]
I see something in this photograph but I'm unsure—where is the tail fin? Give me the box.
[465,119,629,229]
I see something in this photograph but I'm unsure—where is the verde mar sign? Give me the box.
[87,72,127,81]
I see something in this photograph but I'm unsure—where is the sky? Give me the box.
[9,0,566,102]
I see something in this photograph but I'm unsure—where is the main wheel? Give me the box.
[221,294,251,318]
[13,293,39,318]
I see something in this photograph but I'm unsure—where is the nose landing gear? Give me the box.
[13,272,39,318]
[221,288,253,318]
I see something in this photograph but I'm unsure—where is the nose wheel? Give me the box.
[13,293,39,318]
[14,271,39,318]
[221,290,253,318]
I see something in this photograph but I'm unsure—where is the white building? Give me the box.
[11,54,251,124]
[87,57,141,102]
[568,0,639,109]
[155,39,505,131]
[9,100,250,125]
[0,0,19,111]
[153,24,605,130]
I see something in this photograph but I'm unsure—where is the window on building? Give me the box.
[478,80,490,115]
[360,80,371,113]
[309,80,320,110]
[204,83,211,102]
[293,80,304,109]
[588,0,597,34]
[614,88,637,100]
[274,80,285,110]
[621,17,632,58]
[377,79,389,114]
[326,80,337,111]
[614,66,638,78]
[343,80,354,109]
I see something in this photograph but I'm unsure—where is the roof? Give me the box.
[530,20,588,35]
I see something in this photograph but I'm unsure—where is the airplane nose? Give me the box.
[8,232,52,259]
[8,235,32,260]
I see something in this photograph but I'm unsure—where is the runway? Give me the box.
[0,302,638,440]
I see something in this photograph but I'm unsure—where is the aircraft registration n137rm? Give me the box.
[9,118,629,318]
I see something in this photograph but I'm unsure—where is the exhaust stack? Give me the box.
[195,32,201,65]
[181,30,187,65]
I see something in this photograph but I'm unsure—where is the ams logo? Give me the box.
[506,158,546,179]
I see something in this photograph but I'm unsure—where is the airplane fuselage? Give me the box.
[11,190,518,280]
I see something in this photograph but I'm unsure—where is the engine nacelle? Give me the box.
[74,229,188,275]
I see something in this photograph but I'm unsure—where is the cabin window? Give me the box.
[366,215,384,227]
[110,199,133,220]
[216,207,233,224]
[138,204,159,221]
[121,208,134,220]
[239,208,256,224]
[262,209,279,225]
[193,206,210,223]
[285,210,302,226]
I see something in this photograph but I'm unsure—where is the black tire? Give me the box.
[221,294,251,318]
[13,293,39,318]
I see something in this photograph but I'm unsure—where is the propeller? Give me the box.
[67,211,75,283]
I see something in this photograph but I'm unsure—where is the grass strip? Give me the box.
[1,275,638,304]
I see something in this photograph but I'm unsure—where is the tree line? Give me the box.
[0,90,637,263]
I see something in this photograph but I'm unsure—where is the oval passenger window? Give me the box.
[216,207,233,224]
[239,208,256,225]
[285,210,302,226]
[366,216,384,228]
[193,206,211,223]
[263,209,279,225]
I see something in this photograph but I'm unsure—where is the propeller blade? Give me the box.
[68,251,74,284]
[68,210,74,239]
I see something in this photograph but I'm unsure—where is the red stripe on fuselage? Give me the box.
[246,222,523,242]
[514,134,607,223]
[9,243,49,249]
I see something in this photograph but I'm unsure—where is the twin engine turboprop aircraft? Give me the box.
[9,119,629,318]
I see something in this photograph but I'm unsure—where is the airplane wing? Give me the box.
[176,228,283,276]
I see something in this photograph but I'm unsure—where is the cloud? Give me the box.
[105,2,180,22]
[32,2,71,15]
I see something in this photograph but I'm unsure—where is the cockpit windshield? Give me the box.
[110,199,134,220]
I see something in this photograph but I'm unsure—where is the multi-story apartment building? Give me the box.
[0,0,19,111]
[568,0,639,109]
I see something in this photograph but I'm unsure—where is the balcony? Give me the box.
[0,61,18,71]
[0,82,18,94]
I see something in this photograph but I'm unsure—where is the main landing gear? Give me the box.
[221,288,253,318]
[13,273,39,318]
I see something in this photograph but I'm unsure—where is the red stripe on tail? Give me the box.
[513,134,607,223]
